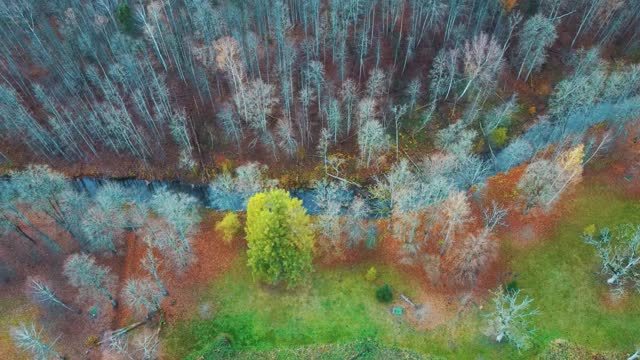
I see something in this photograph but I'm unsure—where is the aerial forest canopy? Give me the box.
[1,0,640,359]
[0,0,638,175]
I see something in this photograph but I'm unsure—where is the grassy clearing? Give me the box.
[187,338,430,359]
[506,184,640,353]
[163,183,640,359]
[163,261,418,357]
[163,258,523,359]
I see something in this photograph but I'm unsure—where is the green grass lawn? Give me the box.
[505,184,640,353]
[163,183,640,359]
[164,261,420,357]
[163,260,523,359]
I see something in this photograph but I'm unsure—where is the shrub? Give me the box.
[539,339,615,360]
[85,335,100,348]
[216,212,242,244]
[583,224,596,237]
[365,267,377,282]
[505,280,519,294]
[491,127,508,148]
[218,158,235,174]
[375,284,393,303]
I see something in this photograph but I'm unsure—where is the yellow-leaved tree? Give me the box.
[245,189,315,286]
[215,212,242,244]
[557,143,585,181]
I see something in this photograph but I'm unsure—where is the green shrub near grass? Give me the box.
[504,280,519,294]
[540,339,619,360]
[376,284,393,303]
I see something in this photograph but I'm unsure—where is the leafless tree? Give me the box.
[482,201,509,231]
[451,228,497,286]
[439,191,472,254]
[459,33,504,100]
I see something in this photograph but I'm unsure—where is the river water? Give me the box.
[72,176,325,214]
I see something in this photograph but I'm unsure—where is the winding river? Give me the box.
[72,176,325,214]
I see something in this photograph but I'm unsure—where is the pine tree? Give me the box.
[390,104,408,159]
[459,33,504,100]
[451,228,496,285]
[148,189,201,271]
[0,175,63,253]
[429,48,459,104]
[366,68,387,98]
[405,79,422,112]
[141,249,169,296]
[245,189,315,286]
[150,188,200,250]
[439,191,471,255]
[345,196,370,248]
[340,79,358,135]
[81,182,129,253]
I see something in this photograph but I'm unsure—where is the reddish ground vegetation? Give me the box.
[0,210,239,359]
[586,123,640,198]
[482,157,588,249]
[0,221,119,359]
[157,213,240,321]
[112,212,240,328]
